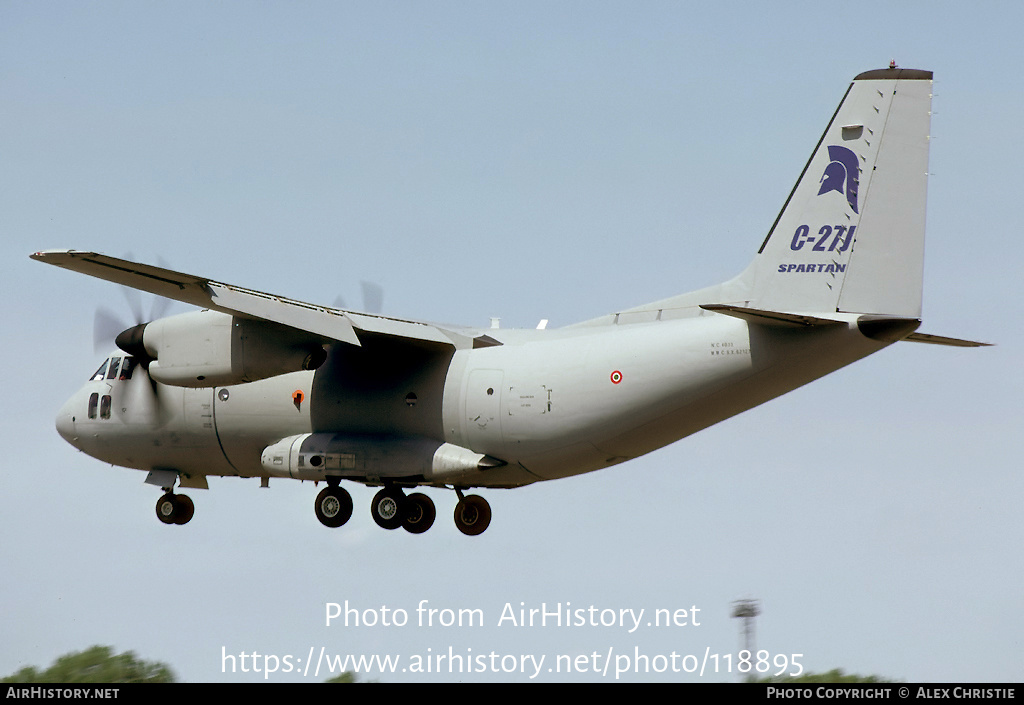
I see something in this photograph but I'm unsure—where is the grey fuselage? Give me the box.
[57,312,888,490]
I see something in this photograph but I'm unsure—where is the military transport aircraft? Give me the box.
[33,67,986,536]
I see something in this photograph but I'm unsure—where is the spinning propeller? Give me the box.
[333,281,384,315]
[88,257,177,426]
[92,255,174,356]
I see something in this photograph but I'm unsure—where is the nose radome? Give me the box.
[55,395,80,447]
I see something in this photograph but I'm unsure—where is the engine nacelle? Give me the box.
[122,310,326,387]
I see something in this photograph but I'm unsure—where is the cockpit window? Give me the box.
[119,357,137,380]
[106,357,121,380]
[91,360,108,381]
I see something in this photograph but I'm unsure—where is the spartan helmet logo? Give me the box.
[817,145,860,213]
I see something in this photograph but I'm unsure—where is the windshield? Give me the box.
[89,356,137,381]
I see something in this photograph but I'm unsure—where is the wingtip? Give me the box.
[31,249,87,261]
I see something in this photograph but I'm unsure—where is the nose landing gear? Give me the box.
[155,492,194,525]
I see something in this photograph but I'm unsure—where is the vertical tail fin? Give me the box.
[744,68,933,316]
[573,68,934,328]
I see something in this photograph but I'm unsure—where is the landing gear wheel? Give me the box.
[401,493,436,534]
[454,494,491,536]
[172,494,194,525]
[371,487,406,530]
[156,493,178,524]
[155,493,194,525]
[315,486,353,528]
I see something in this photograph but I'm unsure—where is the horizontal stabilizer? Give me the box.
[903,332,993,348]
[700,304,845,328]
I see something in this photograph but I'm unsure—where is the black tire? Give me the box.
[172,494,194,525]
[155,493,178,525]
[454,494,491,536]
[371,487,405,530]
[402,493,436,534]
[315,486,353,528]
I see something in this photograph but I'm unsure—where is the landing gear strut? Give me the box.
[155,492,194,525]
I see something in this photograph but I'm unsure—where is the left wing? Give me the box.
[31,250,468,349]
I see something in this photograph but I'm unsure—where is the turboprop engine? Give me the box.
[115,309,327,387]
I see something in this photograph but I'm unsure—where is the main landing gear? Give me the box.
[155,492,194,525]
[313,483,491,535]
[369,487,437,533]
[314,484,354,528]
[453,490,491,536]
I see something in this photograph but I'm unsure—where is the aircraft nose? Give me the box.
[55,395,80,447]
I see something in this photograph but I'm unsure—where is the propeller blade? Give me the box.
[119,252,145,323]
[121,284,145,325]
[94,307,128,353]
[332,283,384,314]
[91,254,176,354]
[360,281,384,314]
[149,294,173,321]
[149,256,175,320]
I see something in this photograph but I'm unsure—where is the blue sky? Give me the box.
[2,1,1020,682]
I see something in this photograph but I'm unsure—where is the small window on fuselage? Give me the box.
[88,393,99,419]
[99,395,111,420]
